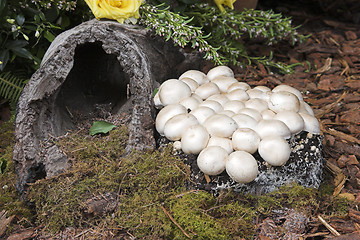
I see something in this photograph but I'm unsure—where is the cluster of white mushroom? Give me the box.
[154,66,320,184]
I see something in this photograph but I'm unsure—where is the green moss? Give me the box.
[26,124,348,239]
[0,120,33,226]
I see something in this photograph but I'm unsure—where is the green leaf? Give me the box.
[11,47,33,59]
[0,0,6,16]
[16,14,25,26]
[5,40,28,49]
[44,30,55,42]
[89,121,116,136]
[0,157,7,174]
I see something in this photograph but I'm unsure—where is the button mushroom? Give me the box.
[226,151,258,183]
[197,146,228,175]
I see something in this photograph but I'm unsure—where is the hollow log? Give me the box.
[13,19,203,194]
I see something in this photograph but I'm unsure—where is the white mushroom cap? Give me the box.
[227,82,251,92]
[232,128,260,154]
[273,111,305,134]
[211,76,238,93]
[268,91,300,113]
[299,101,315,116]
[246,88,266,99]
[207,136,233,154]
[207,65,234,80]
[226,89,250,101]
[180,77,199,92]
[198,100,224,113]
[238,108,262,122]
[197,146,228,175]
[179,96,202,111]
[218,110,236,118]
[231,113,258,130]
[173,141,182,151]
[203,114,238,138]
[159,79,191,105]
[299,113,320,134]
[179,70,209,85]
[261,109,276,120]
[191,93,203,103]
[163,113,198,141]
[190,106,215,125]
[254,85,271,92]
[256,119,292,139]
[194,82,220,100]
[181,124,209,154]
[223,100,245,114]
[226,151,258,183]
[244,98,269,113]
[153,91,163,109]
[258,136,291,166]
[155,104,187,135]
[207,94,229,106]
[272,84,304,101]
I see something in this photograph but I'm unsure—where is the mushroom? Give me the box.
[254,85,271,92]
[179,96,202,111]
[246,88,266,99]
[223,100,245,114]
[299,113,320,134]
[258,136,291,166]
[226,151,258,183]
[207,65,234,80]
[244,98,269,113]
[226,89,250,101]
[238,108,262,122]
[227,82,251,92]
[273,111,305,134]
[180,77,199,92]
[203,114,238,138]
[232,128,260,154]
[298,101,315,116]
[158,79,191,105]
[268,91,300,113]
[190,106,216,125]
[256,119,292,139]
[198,100,224,113]
[194,82,220,100]
[181,124,210,154]
[207,94,229,106]
[179,70,209,85]
[197,146,228,175]
[163,113,198,141]
[155,104,187,135]
[272,84,304,101]
[218,110,236,118]
[261,109,276,120]
[153,90,163,109]
[211,76,238,93]
[231,113,258,130]
[207,136,233,154]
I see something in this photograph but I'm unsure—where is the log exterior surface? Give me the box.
[13,19,202,194]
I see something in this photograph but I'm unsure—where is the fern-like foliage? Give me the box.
[0,72,27,105]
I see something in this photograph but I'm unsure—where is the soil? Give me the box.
[0,0,360,239]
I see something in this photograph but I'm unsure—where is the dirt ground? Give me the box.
[0,0,360,239]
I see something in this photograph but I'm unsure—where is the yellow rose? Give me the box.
[84,0,144,24]
[213,0,237,12]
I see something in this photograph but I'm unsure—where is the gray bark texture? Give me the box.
[13,19,203,195]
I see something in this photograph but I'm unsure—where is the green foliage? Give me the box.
[141,1,307,73]
[0,157,6,174]
[0,119,33,224]
[89,120,116,136]
[0,72,27,105]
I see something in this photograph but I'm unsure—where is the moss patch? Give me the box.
[0,120,34,231]
[0,121,346,239]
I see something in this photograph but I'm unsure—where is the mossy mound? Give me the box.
[0,120,34,234]
[0,119,351,239]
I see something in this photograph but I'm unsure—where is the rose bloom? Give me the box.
[84,0,144,24]
[213,0,237,12]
